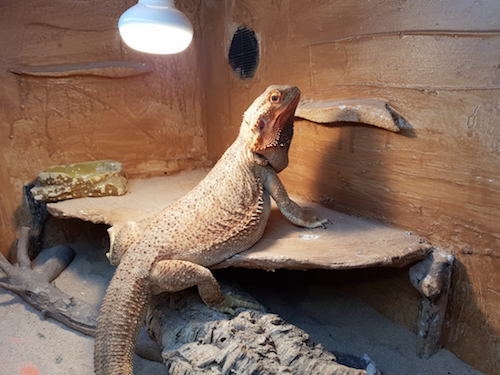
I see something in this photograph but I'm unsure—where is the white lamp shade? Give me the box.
[118,0,193,54]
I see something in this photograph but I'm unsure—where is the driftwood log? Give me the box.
[409,251,454,358]
[0,227,378,375]
[146,288,377,375]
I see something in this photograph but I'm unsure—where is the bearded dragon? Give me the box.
[94,85,329,374]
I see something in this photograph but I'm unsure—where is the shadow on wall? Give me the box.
[310,110,414,221]
[305,118,422,327]
[444,258,497,374]
[306,120,496,373]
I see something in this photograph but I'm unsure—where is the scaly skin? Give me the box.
[94,85,329,375]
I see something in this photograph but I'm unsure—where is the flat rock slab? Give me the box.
[47,170,208,225]
[295,99,400,132]
[48,169,431,271]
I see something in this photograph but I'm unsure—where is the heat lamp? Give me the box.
[118,0,193,54]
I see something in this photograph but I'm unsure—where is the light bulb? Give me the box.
[118,0,193,54]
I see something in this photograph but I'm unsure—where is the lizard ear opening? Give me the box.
[258,118,266,131]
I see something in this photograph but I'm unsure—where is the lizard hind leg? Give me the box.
[107,221,142,266]
[150,260,262,314]
[150,260,225,306]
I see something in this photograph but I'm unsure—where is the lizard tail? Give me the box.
[94,255,151,375]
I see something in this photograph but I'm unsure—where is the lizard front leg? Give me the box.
[263,170,330,228]
[150,260,260,314]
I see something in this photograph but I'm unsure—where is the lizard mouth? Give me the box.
[256,98,298,172]
[271,93,300,144]
[244,85,300,172]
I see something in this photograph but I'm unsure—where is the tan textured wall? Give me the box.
[200,0,500,373]
[0,0,498,372]
[0,0,207,254]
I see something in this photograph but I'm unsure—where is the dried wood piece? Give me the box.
[23,182,49,258]
[15,226,32,268]
[146,288,377,375]
[9,61,151,78]
[0,228,97,335]
[409,250,454,358]
[0,227,161,356]
[295,99,400,132]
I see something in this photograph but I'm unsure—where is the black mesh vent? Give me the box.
[228,26,259,79]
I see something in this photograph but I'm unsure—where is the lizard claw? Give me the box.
[320,218,332,229]
[298,209,332,229]
[305,216,331,229]
[211,294,264,315]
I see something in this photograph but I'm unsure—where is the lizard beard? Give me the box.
[256,122,293,173]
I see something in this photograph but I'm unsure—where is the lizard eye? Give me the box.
[269,91,281,104]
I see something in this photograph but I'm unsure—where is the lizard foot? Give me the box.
[303,216,332,229]
[211,294,264,315]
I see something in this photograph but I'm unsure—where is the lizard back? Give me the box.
[136,138,272,267]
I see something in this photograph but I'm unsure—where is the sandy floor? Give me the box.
[0,243,486,375]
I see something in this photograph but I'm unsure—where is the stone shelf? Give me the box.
[47,169,431,271]
[295,98,401,132]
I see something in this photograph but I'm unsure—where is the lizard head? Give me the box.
[241,85,301,172]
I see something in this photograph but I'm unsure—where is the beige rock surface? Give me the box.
[295,99,400,132]
[48,169,431,271]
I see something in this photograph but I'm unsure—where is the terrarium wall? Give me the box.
[0,0,498,373]
[199,0,500,373]
[0,0,207,254]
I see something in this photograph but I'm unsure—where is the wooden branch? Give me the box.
[0,239,164,357]
[0,244,98,335]
[409,250,454,358]
[32,245,76,282]
[0,210,161,358]
[23,182,48,259]
[0,250,15,276]
[0,281,24,293]
[16,226,32,267]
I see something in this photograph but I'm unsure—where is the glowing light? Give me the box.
[118,0,193,54]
